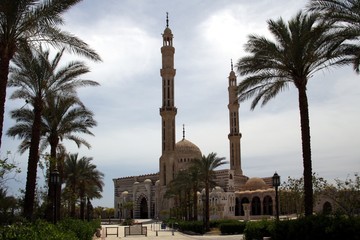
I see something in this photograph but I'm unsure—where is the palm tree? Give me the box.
[63,153,104,219]
[165,170,191,219]
[7,45,98,219]
[187,165,202,220]
[43,93,96,220]
[192,152,227,231]
[235,11,346,216]
[0,0,101,150]
[308,0,360,72]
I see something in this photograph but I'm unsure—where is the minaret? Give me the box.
[159,13,177,186]
[228,60,243,175]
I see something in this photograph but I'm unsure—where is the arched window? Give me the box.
[251,197,261,215]
[263,195,273,215]
[235,197,241,216]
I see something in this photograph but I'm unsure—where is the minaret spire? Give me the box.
[182,124,185,140]
[231,59,233,71]
[166,12,169,28]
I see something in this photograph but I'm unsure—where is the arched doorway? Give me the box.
[251,197,261,215]
[140,197,148,219]
[323,201,332,215]
[240,197,249,216]
[263,195,273,215]
[235,197,241,216]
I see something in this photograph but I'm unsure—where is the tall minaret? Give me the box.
[228,60,243,175]
[159,13,177,186]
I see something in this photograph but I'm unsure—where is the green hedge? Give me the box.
[219,221,246,235]
[244,219,273,240]
[57,218,100,240]
[177,220,204,234]
[244,215,360,240]
[0,219,100,240]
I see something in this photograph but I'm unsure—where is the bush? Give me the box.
[0,220,77,240]
[273,215,360,240]
[219,221,246,235]
[177,220,204,234]
[58,218,99,240]
[122,218,134,226]
[244,215,360,240]
[209,219,239,228]
[0,219,100,240]
[244,219,273,240]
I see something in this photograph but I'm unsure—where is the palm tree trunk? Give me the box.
[0,55,11,149]
[23,97,43,220]
[193,186,198,220]
[47,135,63,220]
[70,184,76,217]
[46,137,59,222]
[205,182,210,231]
[80,196,85,220]
[298,86,313,216]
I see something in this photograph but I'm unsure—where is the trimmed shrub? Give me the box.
[177,220,204,234]
[210,219,240,228]
[219,221,246,235]
[0,220,77,240]
[244,219,273,240]
[122,218,134,226]
[244,215,360,240]
[57,218,99,240]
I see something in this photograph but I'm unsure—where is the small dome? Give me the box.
[175,138,201,157]
[164,27,172,35]
[244,177,268,191]
[212,186,224,193]
[144,179,152,184]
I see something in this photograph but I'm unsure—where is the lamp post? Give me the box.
[272,172,280,221]
[50,168,60,224]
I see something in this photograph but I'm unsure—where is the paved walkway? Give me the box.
[95,220,244,240]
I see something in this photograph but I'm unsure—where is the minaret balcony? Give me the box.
[228,133,242,138]
[160,69,176,76]
[160,107,177,114]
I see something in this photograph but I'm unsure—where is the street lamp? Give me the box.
[50,168,60,224]
[272,172,280,221]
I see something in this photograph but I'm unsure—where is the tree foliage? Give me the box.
[322,173,360,217]
[0,0,101,151]
[308,0,360,72]
[236,10,347,216]
[62,153,104,219]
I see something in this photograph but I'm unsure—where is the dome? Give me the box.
[244,177,268,191]
[175,138,202,157]
[121,191,128,196]
[212,186,224,193]
[164,27,172,35]
[144,179,152,184]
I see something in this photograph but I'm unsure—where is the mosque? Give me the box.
[113,16,278,220]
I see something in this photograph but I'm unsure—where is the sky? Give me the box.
[2,0,360,208]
